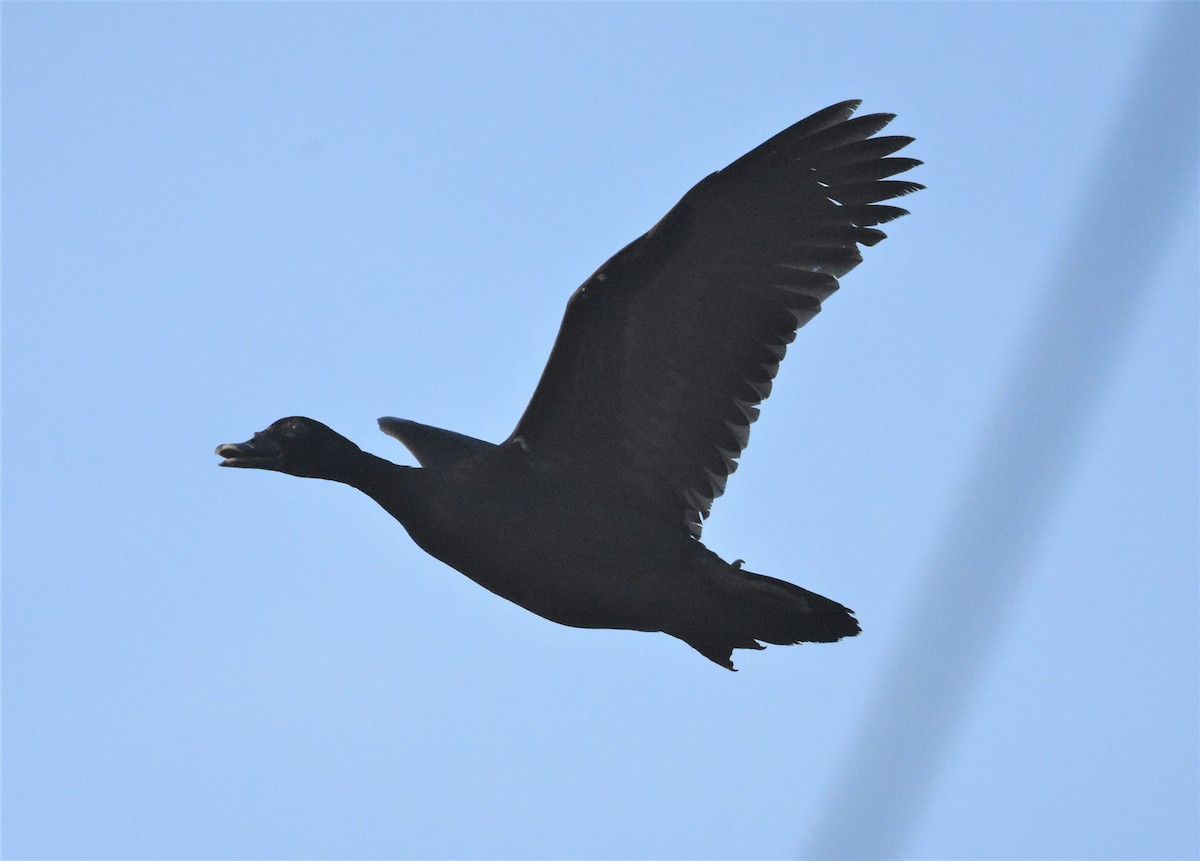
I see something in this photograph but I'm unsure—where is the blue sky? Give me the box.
[4,3,1197,859]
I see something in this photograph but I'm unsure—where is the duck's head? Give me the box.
[216,417,362,480]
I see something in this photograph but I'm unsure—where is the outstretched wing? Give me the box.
[506,101,921,538]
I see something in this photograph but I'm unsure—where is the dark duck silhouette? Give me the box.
[216,100,921,670]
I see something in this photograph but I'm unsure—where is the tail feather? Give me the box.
[735,568,861,645]
[673,560,860,670]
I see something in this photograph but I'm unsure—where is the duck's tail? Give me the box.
[672,559,860,671]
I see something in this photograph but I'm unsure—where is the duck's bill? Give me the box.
[215,432,282,468]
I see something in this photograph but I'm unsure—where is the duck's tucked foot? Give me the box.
[680,636,766,672]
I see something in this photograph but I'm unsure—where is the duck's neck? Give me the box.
[335,450,428,526]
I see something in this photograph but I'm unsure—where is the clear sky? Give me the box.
[4,3,1197,859]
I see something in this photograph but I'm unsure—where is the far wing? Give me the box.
[507,101,921,538]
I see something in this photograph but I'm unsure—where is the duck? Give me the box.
[216,100,921,670]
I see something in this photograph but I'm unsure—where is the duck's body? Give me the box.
[411,450,705,636]
[392,442,680,632]
[217,101,920,669]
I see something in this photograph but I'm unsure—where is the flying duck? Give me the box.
[216,100,921,669]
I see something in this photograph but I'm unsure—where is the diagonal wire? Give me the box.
[803,4,1200,858]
